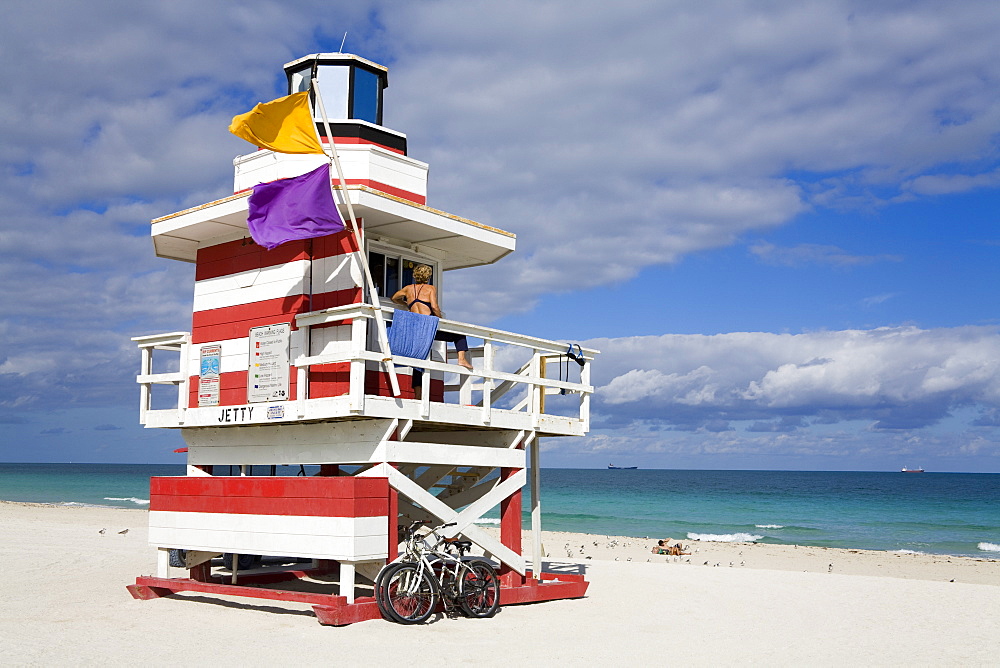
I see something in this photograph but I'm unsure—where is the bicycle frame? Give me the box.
[378,520,499,621]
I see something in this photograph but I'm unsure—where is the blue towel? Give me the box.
[387,310,439,362]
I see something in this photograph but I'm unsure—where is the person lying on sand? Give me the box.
[652,539,689,556]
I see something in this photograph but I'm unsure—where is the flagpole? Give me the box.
[311,78,401,397]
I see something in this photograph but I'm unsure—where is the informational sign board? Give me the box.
[248,323,291,403]
[198,344,221,407]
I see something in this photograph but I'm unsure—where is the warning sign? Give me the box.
[248,323,291,403]
[198,344,221,407]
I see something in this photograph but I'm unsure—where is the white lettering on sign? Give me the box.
[248,323,291,403]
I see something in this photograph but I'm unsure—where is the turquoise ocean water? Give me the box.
[2,463,998,558]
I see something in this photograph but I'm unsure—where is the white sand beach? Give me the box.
[2,501,998,666]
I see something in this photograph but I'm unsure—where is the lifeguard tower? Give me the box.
[127,53,597,625]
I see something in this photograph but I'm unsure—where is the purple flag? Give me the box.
[247,163,345,250]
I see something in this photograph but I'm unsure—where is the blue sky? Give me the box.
[1,1,999,471]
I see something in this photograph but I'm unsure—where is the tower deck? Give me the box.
[127,51,598,624]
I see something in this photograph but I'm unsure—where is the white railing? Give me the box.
[294,303,596,426]
[133,306,597,429]
[132,332,190,425]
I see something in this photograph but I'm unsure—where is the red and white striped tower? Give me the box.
[129,53,596,624]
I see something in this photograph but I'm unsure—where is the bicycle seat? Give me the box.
[443,537,473,552]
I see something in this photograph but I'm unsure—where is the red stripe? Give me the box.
[193,297,305,327]
[150,494,387,517]
[310,287,362,312]
[191,297,307,344]
[185,359,444,404]
[191,289,358,342]
[188,370,300,407]
[233,179,424,205]
[312,229,360,258]
[196,239,310,281]
[364,370,444,401]
[341,179,425,205]
[151,475,387,499]
[321,135,405,155]
[310,363,351,398]
[196,231,359,282]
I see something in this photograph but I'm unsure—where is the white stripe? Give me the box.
[310,325,353,357]
[194,260,309,313]
[148,511,388,561]
[188,337,306,375]
[187,327,352,375]
[148,527,388,561]
[312,253,362,294]
[193,255,361,314]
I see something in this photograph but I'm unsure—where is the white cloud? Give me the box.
[591,326,1000,432]
[904,168,1000,196]
[750,242,903,267]
[375,0,1000,320]
[0,0,999,475]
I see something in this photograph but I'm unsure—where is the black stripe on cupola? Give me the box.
[285,53,407,155]
[314,122,408,155]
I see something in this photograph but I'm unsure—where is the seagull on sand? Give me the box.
[98,528,106,535]
[118,529,129,535]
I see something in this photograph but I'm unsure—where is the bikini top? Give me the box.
[408,284,434,312]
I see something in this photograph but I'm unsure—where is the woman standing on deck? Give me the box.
[392,264,474,370]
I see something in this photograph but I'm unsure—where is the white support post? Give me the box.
[421,368,431,418]
[296,364,308,418]
[530,434,542,578]
[138,346,152,424]
[481,341,494,425]
[176,340,189,424]
[340,561,356,604]
[349,316,367,413]
[459,369,474,406]
[157,547,171,578]
[580,356,591,426]
[530,351,542,428]
[293,325,309,418]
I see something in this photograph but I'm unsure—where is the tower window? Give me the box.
[368,249,436,300]
[351,67,380,124]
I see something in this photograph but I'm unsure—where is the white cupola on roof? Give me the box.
[284,53,387,124]
[282,53,404,154]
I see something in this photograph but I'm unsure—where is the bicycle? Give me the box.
[374,520,500,624]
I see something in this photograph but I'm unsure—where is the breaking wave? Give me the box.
[104,497,150,506]
[688,532,763,543]
[755,524,784,529]
[978,542,1000,552]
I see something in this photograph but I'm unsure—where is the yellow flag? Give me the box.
[228,91,325,154]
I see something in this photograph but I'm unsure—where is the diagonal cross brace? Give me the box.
[360,463,526,574]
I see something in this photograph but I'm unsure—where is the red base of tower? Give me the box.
[127,568,587,626]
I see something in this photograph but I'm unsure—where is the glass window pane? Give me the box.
[317,65,350,119]
[352,68,380,124]
[385,256,400,295]
[368,252,385,297]
[289,67,311,94]
[402,259,416,288]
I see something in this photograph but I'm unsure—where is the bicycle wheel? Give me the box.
[374,562,411,620]
[373,562,397,620]
[380,562,438,624]
[457,559,499,618]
